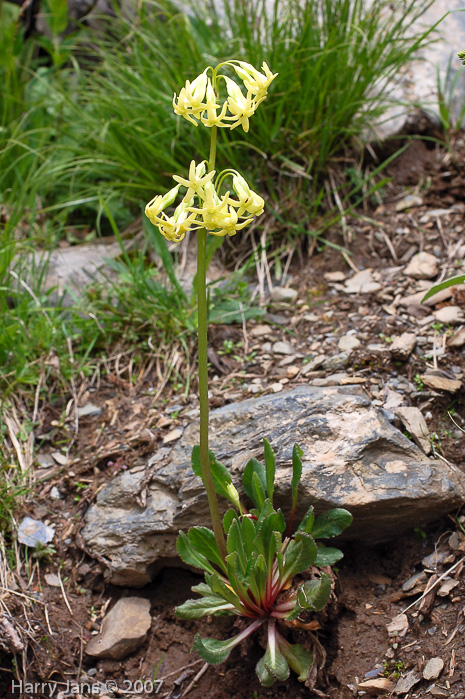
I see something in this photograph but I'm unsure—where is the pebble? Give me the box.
[448,327,465,347]
[44,573,60,587]
[358,678,396,694]
[17,517,55,547]
[390,333,417,360]
[404,252,439,279]
[437,579,460,597]
[338,335,361,352]
[423,657,444,681]
[324,271,347,282]
[396,406,431,455]
[402,571,427,592]
[301,355,326,373]
[77,403,102,418]
[433,306,465,325]
[286,365,300,378]
[85,597,152,660]
[50,486,62,500]
[311,373,347,387]
[250,324,272,338]
[87,668,98,677]
[322,352,349,371]
[449,531,465,550]
[395,194,423,211]
[272,341,294,355]
[344,269,382,294]
[163,428,183,444]
[394,670,421,695]
[269,383,283,393]
[51,451,68,466]
[270,287,298,303]
[421,375,462,393]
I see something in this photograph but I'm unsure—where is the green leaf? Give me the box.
[312,508,353,539]
[240,515,257,558]
[256,656,276,687]
[250,553,268,605]
[176,595,235,619]
[422,274,465,303]
[191,447,241,510]
[209,298,264,325]
[261,624,290,682]
[291,443,303,508]
[210,573,242,609]
[297,572,332,612]
[278,640,313,682]
[176,531,217,575]
[315,544,344,567]
[188,527,227,574]
[252,470,266,510]
[297,505,314,534]
[227,519,247,572]
[243,457,266,508]
[263,438,276,505]
[223,508,238,535]
[283,533,317,582]
[194,634,239,664]
[191,582,213,596]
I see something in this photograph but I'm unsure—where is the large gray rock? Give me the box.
[81,386,465,586]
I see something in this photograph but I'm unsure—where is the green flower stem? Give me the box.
[197,124,227,560]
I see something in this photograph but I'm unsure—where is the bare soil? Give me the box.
[1,134,465,699]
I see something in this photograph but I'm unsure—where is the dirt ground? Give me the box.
[1,133,465,699]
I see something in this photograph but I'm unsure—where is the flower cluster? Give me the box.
[145,160,265,243]
[173,61,277,132]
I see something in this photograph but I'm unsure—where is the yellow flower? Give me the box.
[173,70,208,126]
[223,77,256,132]
[173,160,216,201]
[158,198,201,243]
[145,184,181,226]
[232,61,278,100]
[200,79,229,128]
[230,173,265,217]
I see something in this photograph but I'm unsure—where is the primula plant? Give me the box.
[145,60,352,686]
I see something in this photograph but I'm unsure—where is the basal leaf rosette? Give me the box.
[176,440,353,687]
[145,161,265,243]
[173,61,278,132]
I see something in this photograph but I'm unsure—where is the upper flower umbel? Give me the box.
[172,61,277,132]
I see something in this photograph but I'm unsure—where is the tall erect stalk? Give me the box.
[197,124,227,560]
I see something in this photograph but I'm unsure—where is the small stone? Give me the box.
[448,327,465,348]
[311,373,348,387]
[286,365,300,378]
[324,271,347,282]
[448,531,465,550]
[322,353,349,371]
[390,333,417,360]
[85,597,151,660]
[423,657,444,681]
[396,407,431,455]
[50,486,62,500]
[437,578,459,597]
[77,403,102,418]
[250,324,272,338]
[394,670,421,695]
[422,549,448,569]
[387,613,409,638]
[163,428,183,444]
[301,355,326,373]
[433,306,465,326]
[404,252,439,279]
[51,452,68,466]
[272,341,294,355]
[395,194,423,212]
[87,668,98,677]
[338,335,361,352]
[359,678,396,695]
[44,573,60,587]
[270,287,298,303]
[36,454,55,469]
[383,390,405,413]
[427,685,449,697]
[344,269,381,294]
[17,517,55,548]
[400,287,453,307]
[402,571,427,592]
[269,383,283,393]
[421,375,462,393]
